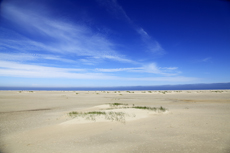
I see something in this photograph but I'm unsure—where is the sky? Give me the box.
[0,0,230,87]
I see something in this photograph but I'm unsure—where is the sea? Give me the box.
[0,83,230,91]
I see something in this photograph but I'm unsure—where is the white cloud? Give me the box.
[0,60,196,82]
[96,0,132,23]
[0,60,117,79]
[0,1,135,64]
[202,57,212,62]
[0,53,77,63]
[102,55,139,64]
[97,0,164,54]
[0,61,83,72]
[137,28,164,53]
[141,63,162,74]
[95,67,136,72]
[161,67,178,70]
[125,76,198,82]
[0,1,196,85]
[137,28,150,39]
[96,63,179,76]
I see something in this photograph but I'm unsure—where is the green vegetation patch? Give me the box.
[68,103,168,123]
[132,106,157,111]
[211,90,223,93]
[109,103,128,106]
[68,111,126,123]
[69,111,106,116]
[108,103,167,112]
[132,106,166,112]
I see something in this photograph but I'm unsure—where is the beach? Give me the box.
[0,90,230,153]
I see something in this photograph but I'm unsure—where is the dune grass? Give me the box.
[132,106,157,111]
[68,111,126,123]
[108,103,167,112]
[132,106,166,112]
[68,103,167,123]
[109,103,128,106]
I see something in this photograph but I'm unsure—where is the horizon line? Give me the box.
[0,82,229,90]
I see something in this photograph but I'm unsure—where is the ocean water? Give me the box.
[0,83,230,91]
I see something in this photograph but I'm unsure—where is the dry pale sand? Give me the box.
[0,90,230,153]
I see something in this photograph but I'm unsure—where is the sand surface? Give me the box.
[0,90,230,153]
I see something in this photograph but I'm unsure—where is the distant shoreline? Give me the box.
[0,82,229,91]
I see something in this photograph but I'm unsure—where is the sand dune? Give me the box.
[0,90,230,153]
[61,104,168,125]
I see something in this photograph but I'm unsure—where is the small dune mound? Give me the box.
[61,103,168,125]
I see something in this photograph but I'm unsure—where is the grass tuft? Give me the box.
[87,111,106,115]
[132,106,157,111]
[109,103,128,107]
[159,106,166,111]
[132,106,167,112]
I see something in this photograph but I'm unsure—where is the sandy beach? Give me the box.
[0,90,230,153]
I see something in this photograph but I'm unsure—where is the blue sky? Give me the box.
[0,0,230,87]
